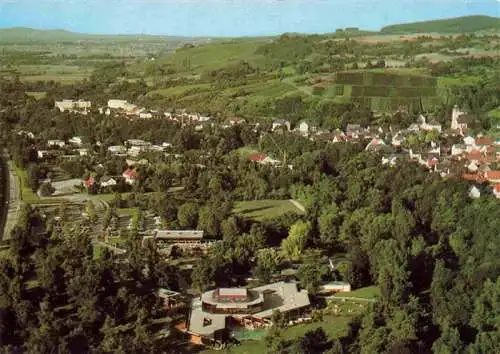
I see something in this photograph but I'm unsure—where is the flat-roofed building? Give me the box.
[187,281,310,345]
[319,281,352,294]
[55,99,91,114]
[142,230,211,255]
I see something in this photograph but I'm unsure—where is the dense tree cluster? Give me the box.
[0,205,181,352]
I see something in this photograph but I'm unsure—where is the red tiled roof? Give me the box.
[249,152,267,162]
[485,171,500,181]
[84,177,96,188]
[122,168,139,179]
[428,158,439,167]
[493,184,500,193]
[468,150,481,160]
[463,174,484,182]
[475,137,494,146]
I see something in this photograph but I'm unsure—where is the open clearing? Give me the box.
[233,199,305,220]
[332,286,380,299]
[204,316,351,354]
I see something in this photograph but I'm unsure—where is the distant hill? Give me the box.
[0,27,192,43]
[380,15,500,34]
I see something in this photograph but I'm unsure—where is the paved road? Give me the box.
[2,160,21,241]
[289,199,306,213]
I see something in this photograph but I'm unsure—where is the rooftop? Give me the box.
[153,230,204,240]
[202,289,263,309]
[251,281,310,319]
[218,288,247,297]
[188,298,227,338]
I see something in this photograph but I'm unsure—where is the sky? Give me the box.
[0,0,498,37]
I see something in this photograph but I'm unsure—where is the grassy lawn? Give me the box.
[488,107,500,119]
[12,163,39,204]
[233,200,305,221]
[147,83,212,97]
[117,208,137,217]
[0,248,11,260]
[93,245,105,259]
[233,146,258,158]
[334,286,380,299]
[25,91,47,99]
[205,316,352,354]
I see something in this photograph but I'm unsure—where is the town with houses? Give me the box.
[6,95,500,348]
[48,98,500,200]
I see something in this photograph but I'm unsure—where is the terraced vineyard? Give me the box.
[327,71,439,113]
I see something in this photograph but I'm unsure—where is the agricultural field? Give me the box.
[150,39,268,74]
[233,199,305,221]
[324,71,439,113]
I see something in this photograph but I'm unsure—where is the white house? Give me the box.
[122,169,139,185]
[150,145,166,152]
[55,99,91,114]
[272,119,291,132]
[451,144,466,156]
[198,115,211,122]
[37,150,50,159]
[382,156,398,167]
[108,99,137,113]
[100,176,117,188]
[17,130,35,139]
[47,140,66,148]
[468,186,481,199]
[126,139,151,147]
[297,121,310,135]
[365,138,386,151]
[108,145,127,155]
[493,184,500,199]
[467,161,479,173]
[128,146,143,157]
[463,136,476,147]
[428,141,441,155]
[391,133,405,147]
[229,117,246,125]
[76,148,88,156]
[407,123,421,133]
[332,130,346,143]
[418,115,442,132]
[108,99,127,109]
[139,112,153,119]
[69,136,83,146]
[319,281,351,294]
